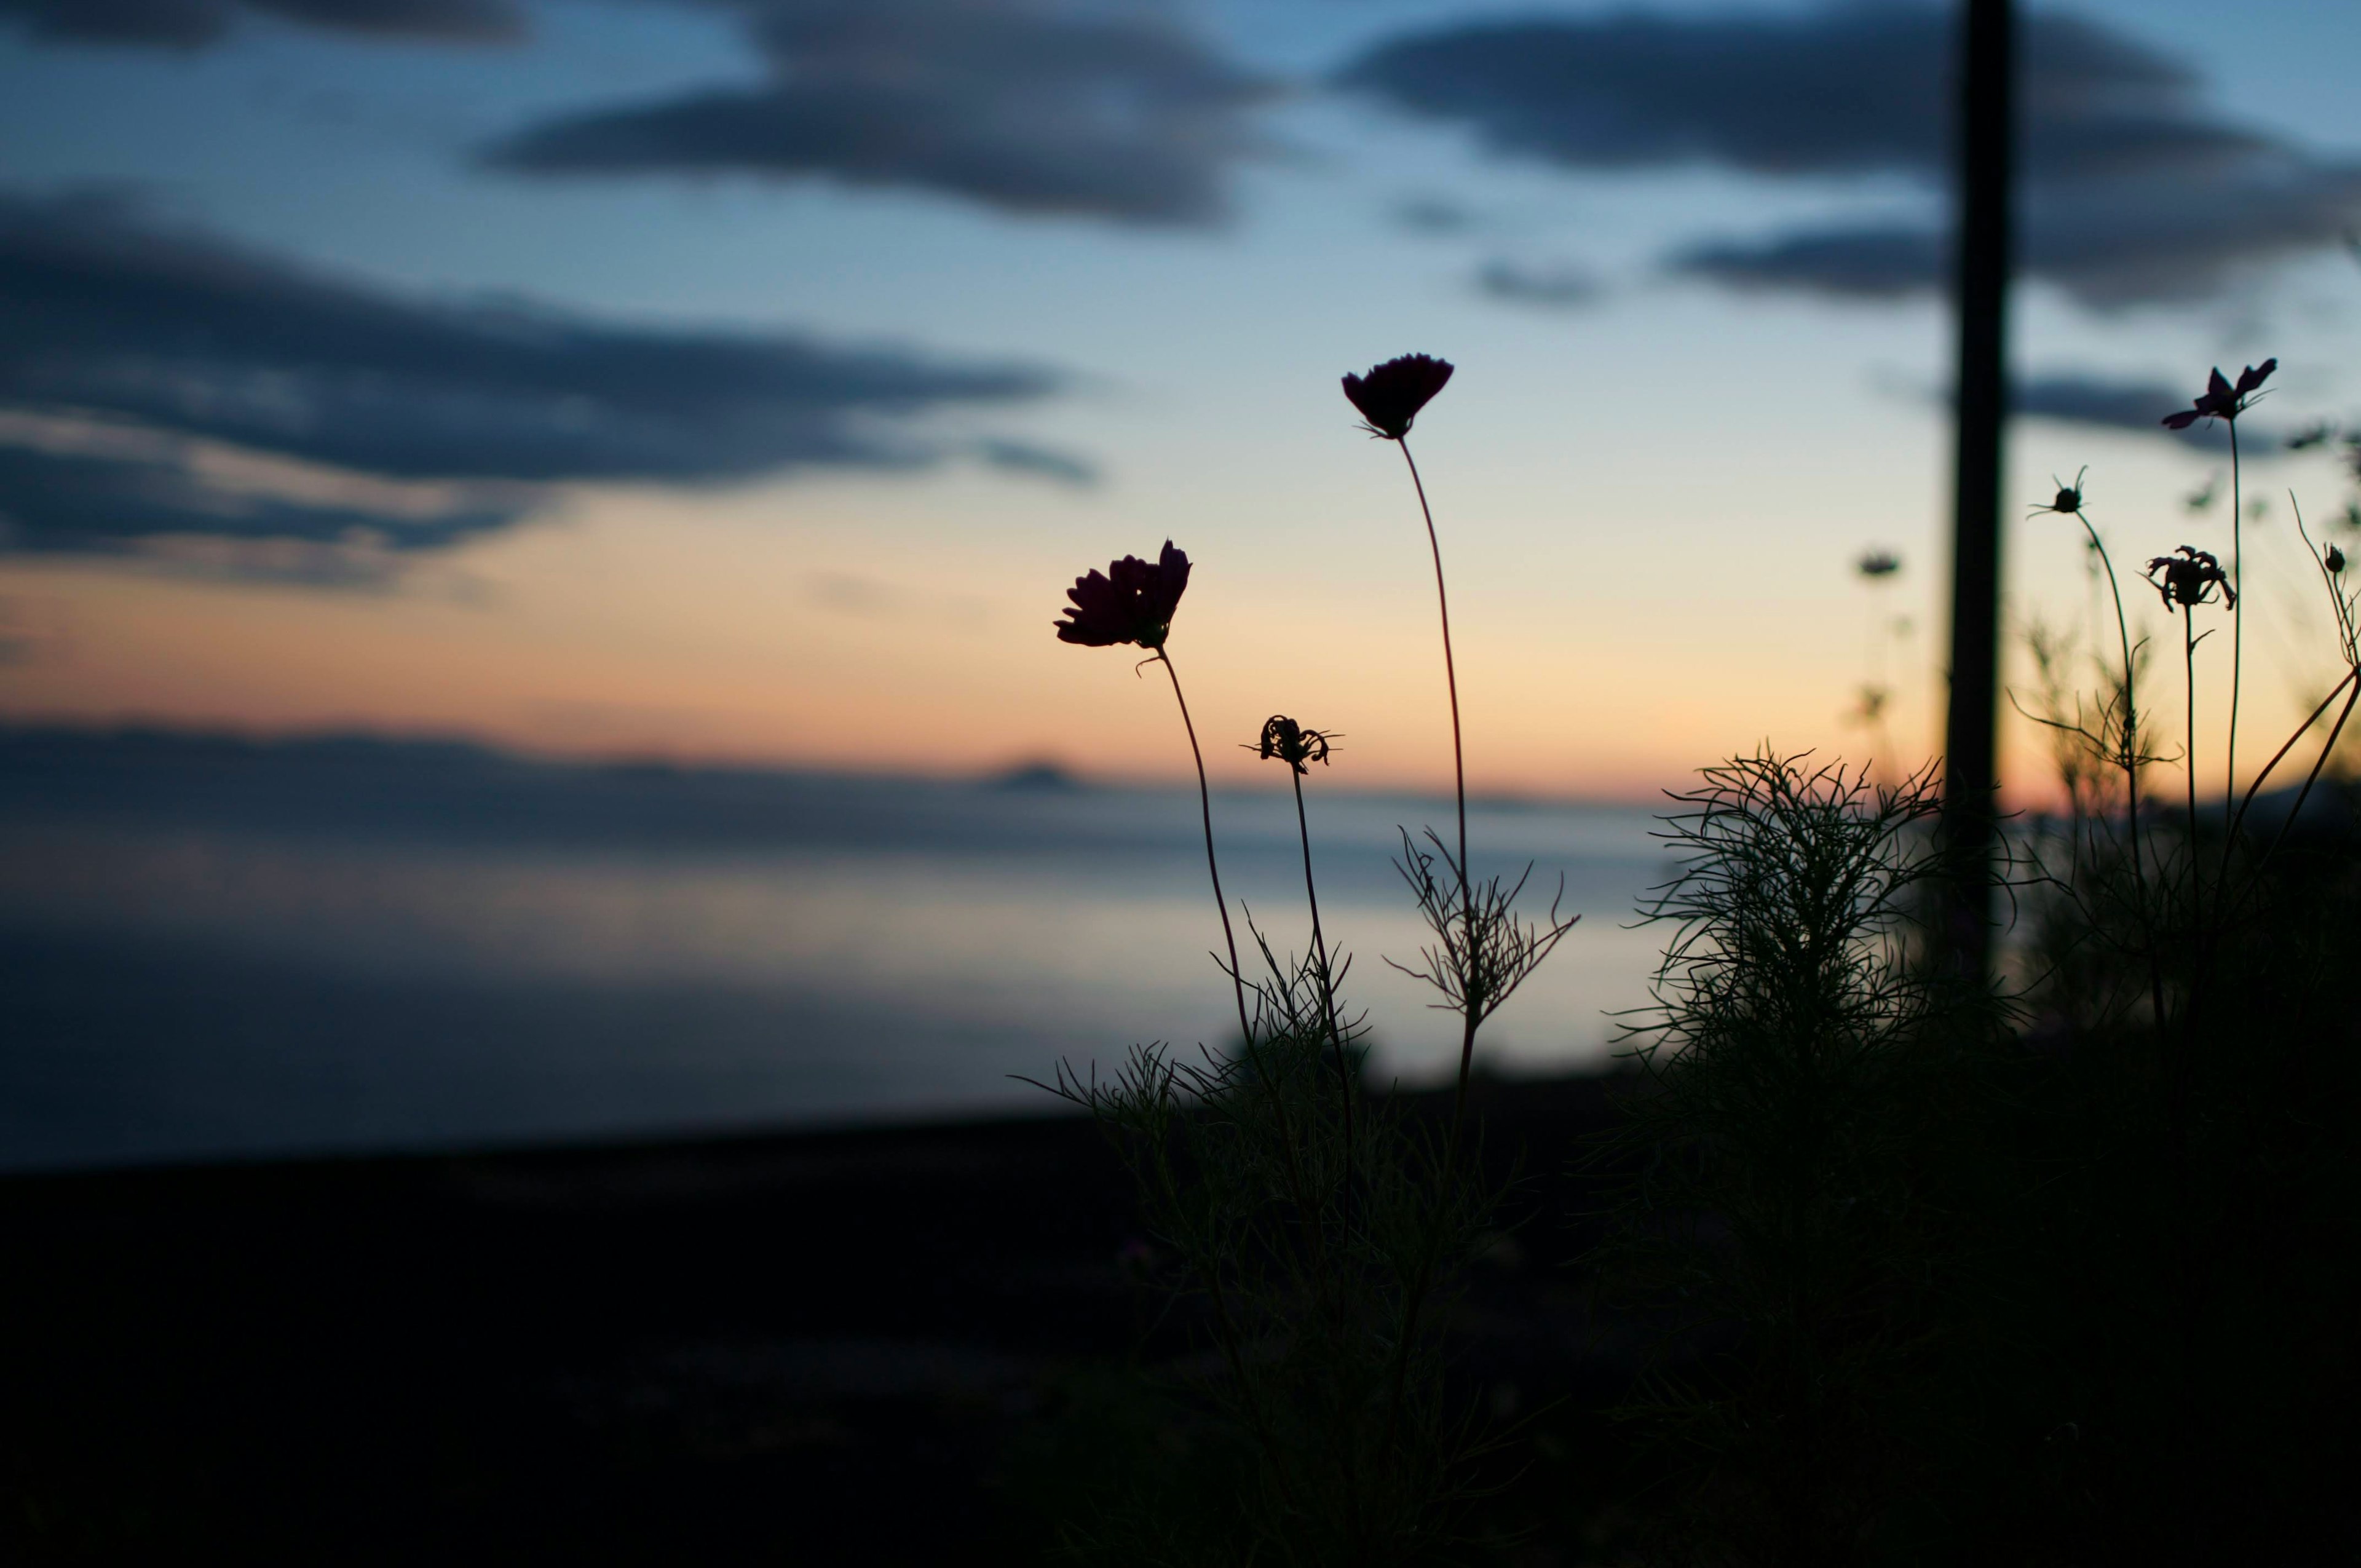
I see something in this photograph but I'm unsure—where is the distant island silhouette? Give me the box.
[989,760,1083,791]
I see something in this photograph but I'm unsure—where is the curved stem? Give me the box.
[2224,668,2357,852]
[2078,510,2167,1034]
[1155,646,1252,1051]
[2253,676,2361,884]
[1160,649,1329,1280]
[1397,441,1469,914]
[1396,439,1477,1108]
[1384,438,1487,1477]
[2183,611,2202,909]
[2227,420,2244,815]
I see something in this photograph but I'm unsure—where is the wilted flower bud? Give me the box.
[1247,715,1337,775]
[2145,545,2235,611]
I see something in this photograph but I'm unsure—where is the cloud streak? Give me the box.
[2011,373,2276,449]
[1345,6,2361,307]
[1473,258,1600,311]
[0,0,522,49]
[481,0,1273,227]
[1671,162,2361,307]
[0,191,1068,557]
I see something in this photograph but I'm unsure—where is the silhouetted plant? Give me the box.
[2161,358,2272,812]
[1594,753,1984,1567]
[1031,355,1573,1564]
[1958,365,2361,1561]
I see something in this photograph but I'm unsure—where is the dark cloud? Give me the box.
[1670,160,2361,306]
[1672,226,1943,299]
[1343,9,2226,184]
[2012,373,2268,449]
[0,442,520,554]
[0,191,1066,556]
[480,0,1271,226]
[1473,258,1600,311]
[1345,6,2361,307]
[0,0,521,48]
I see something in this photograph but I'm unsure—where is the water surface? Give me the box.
[1,733,1675,1171]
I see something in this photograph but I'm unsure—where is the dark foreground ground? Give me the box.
[0,1075,1637,1564]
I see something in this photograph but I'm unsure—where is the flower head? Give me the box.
[2162,358,2276,430]
[1856,549,1900,580]
[1246,715,1337,775]
[2328,544,2346,575]
[1342,354,1454,440]
[2034,466,2089,517]
[1054,540,1191,649]
[2145,545,2236,612]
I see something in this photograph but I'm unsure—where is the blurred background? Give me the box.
[5,0,2361,1171]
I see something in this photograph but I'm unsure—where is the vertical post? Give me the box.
[1942,0,2013,970]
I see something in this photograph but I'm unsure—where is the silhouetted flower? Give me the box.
[2162,358,2275,430]
[2033,466,2089,516]
[1054,540,1191,649]
[2146,545,2235,611]
[1342,354,1454,440]
[1246,715,1337,775]
[2327,545,2346,575]
[1856,550,1900,579]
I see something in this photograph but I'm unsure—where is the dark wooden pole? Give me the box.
[1942,0,2014,968]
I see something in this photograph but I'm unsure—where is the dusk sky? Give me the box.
[6,0,2361,799]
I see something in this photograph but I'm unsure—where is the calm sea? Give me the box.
[0,733,1677,1171]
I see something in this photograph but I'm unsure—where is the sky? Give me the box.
[3,0,2360,802]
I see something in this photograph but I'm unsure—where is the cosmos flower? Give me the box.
[2162,359,2276,430]
[1342,354,1454,440]
[2145,545,2236,611]
[1053,540,1191,649]
[1246,715,1337,775]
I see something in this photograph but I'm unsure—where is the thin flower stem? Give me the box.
[1383,437,1482,1479]
[1157,648,1326,1266]
[2227,419,2243,815]
[2184,609,2201,904]
[1395,439,1477,1112]
[1155,646,1253,1052]
[2224,668,2357,850]
[2251,675,2361,886]
[1291,767,1355,1194]
[2076,509,2168,1033]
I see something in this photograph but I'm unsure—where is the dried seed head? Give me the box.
[1248,715,1337,775]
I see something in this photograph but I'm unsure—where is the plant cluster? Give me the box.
[1030,349,2361,1564]
[1594,356,2361,1565]
[1597,754,1985,1566]
[1034,356,1573,1564]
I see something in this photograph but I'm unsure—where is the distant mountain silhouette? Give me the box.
[989,761,1083,792]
